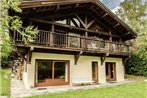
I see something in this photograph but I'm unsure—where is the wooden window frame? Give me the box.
[35,59,70,87]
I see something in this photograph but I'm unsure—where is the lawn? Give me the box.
[0,68,11,97]
[27,75,147,98]
[0,68,146,98]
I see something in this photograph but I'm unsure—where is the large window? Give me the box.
[37,60,69,83]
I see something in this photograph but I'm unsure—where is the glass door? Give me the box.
[35,60,69,87]
[105,62,116,81]
[92,62,98,83]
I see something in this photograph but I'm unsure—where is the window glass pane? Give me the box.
[54,62,65,79]
[38,61,52,83]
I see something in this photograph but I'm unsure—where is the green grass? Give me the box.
[0,68,146,98]
[0,68,11,97]
[27,75,147,98]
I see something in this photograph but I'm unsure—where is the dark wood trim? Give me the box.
[122,32,131,37]
[74,50,83,65]
[71,18,79,27]
[20,0,93,9]
[87,20,95,29]
[101,53,109,65]
[75,14,86,28]
[101,13,108,18]
[111,23,120,29]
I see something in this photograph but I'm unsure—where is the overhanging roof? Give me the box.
[20,0,137,41]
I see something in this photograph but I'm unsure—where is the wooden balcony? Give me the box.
[12,28,130,55]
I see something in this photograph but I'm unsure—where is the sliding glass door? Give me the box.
[35,60,70,87]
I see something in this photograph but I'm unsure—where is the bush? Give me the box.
[126,52,147,77]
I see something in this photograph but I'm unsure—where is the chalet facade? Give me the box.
[12,0,137,88]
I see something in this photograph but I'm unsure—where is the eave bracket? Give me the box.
[74,50,83,65]
[101,53,109,65]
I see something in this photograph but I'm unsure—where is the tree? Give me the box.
[116,0,147,77]
[0,0,39,58]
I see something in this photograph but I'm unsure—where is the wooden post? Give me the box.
[66,18,70,47]
[109,31,112,51]
[85,15,88,49]
[50,18,54,46]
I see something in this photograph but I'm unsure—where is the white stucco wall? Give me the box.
[24,52,124,88]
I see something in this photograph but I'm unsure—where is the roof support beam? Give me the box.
[30,18,120,38]
[71,18,80,27]
[122,32,131,37]
[101,13,108,18]
[111,23,120,29]
[75,14,86,28]
[87,20,95,29]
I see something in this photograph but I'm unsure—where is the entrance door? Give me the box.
[105,62,116,81]
[35,60,70,87]
[92,62,98,83]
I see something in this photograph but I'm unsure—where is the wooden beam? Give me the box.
[20,0,93,9]
[87,11,121,39]
[30,18,120,38]
[71,18,79,27]
[55,5,60,12]
[111,23,120,29]
[87,20,95,29]
[101,13,108,18]
[90,8,119,30]
[122,32,131,37]
[87,12,110,30]
[74,50,83,65]
[101,53,109,65]
[109,31,112,42]
[75,3,79,8]
[50,18,54,46]
[75,14,86,28]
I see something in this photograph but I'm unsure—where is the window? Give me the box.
[36,60,69,83]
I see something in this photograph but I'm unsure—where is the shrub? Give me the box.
[126,52,147,77]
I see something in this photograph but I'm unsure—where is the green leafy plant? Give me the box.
[0,0,39,58]
[116,0,147,77]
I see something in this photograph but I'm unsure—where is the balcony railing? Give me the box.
[13,29,130,54]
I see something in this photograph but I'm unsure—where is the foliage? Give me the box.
[116,0,147,77]
[126,52,147,77]
[116,0,147,34]
[0,0,38,58]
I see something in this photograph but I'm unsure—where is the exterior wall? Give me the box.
[24,52,124,88]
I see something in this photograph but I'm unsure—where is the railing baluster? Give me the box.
[13,28,130,54]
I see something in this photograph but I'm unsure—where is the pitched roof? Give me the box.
[20,0,137,41]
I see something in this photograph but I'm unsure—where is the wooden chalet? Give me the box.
[11,0,137,88]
